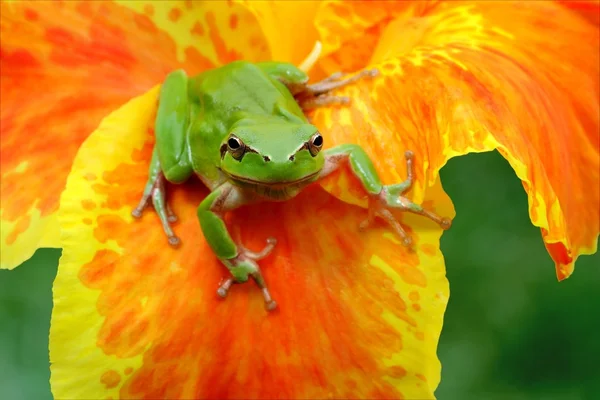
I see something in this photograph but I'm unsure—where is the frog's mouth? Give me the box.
[226,170,320,187]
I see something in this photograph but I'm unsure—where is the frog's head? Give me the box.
[219,120,325,188]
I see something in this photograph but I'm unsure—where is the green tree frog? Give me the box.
[132,61,451,311]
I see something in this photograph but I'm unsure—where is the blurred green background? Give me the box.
[1,151,598,400]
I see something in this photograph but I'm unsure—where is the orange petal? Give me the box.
[0,0,268,269]
[309,1,436,78]
[311,1,599,280]
[50,89,452,398]
[558,0,600,26]
[237,0,321,65]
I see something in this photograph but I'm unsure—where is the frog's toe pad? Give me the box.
[261,287,277,312]
[265,300,277,311]
[168,235,181,247]
[367,68,380,78]
[216,278,234,298]
[359,218,371,231]
[131,209,143,219]
[216,287,228,298]
[440,217,452,230]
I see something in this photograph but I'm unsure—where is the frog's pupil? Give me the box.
[313,135,323,147]
[228,138,240,149]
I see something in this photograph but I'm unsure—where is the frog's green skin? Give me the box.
[133,61,451,311]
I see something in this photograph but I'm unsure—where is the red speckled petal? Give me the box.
[0,0,268,269]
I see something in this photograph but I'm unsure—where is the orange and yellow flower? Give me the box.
[1,1,598,399]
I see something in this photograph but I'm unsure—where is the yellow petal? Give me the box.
[51,87,451,398]
[117,0,269,65]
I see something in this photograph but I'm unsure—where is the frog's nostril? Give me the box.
[289,155,295,161]
[263,156,271,162]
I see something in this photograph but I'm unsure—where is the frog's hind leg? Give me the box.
[132,148,180,246]
[198,185,279,311]
[300,93,350,110]
[305,69,379,95]
[295,69,379,111]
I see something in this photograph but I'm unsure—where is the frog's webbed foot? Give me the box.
[360,151,452,247]
[217,236,278,311]
[294,68,379,111]
[132,171,180,247]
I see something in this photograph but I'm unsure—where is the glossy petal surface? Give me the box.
[51,87,451,398]
[238,0,321,64]
[0,0,268,269]
[312,1,599,280]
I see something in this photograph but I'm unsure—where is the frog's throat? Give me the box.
[226,170,320,188]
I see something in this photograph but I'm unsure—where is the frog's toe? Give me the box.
[218,246,278,311]
[265,299,277,311]
[261,287,277,311]
[132,196,150,218]
[216,275,277,311]
[366,68,380,78]
[216,278,234,298]
[440,217,452,230]
[134,171,181,244]
[166,203,178,223]
[239,237,277,261]
[168,235,181,247]
[300,94,351,110]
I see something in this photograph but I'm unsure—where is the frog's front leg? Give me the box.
[320,145,452,246]
[132,69,194,246]
[198,184,278,311]
[132,148,180,246]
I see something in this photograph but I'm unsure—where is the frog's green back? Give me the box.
[186,61,308,181]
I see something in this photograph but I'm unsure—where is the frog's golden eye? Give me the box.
[308,132,323,157]
[227,135,246,160]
